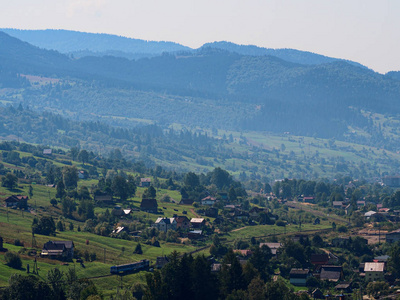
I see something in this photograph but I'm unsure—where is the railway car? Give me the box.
[110,259,149,274]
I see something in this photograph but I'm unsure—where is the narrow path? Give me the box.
[190,208,201,218]
[231,226,247,232]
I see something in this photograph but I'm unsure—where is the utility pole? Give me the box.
[378,224,381,245]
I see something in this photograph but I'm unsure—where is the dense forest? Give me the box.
[1,30,400,141]
[2,30,400,180]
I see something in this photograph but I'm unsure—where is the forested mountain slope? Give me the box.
[201,41,366,68]
[1,28,366,68]
[1,31,400,141]
[0,28,191,59]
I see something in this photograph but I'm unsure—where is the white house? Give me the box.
[201,196,217,206]
[153,218,177,232]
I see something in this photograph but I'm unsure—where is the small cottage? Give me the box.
[4,195,29,209]
[41,240,74,260]
[289,269,311,286]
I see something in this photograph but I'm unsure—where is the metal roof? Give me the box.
[364,262,384,272]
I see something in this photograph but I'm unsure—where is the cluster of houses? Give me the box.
[152,216,206,239]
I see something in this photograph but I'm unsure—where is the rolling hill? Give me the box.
[1,30,400,146]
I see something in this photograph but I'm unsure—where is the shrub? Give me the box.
[337,226,348,233]
[90,252,97,262]
[5,252,22,269]
[14,239,23,247]
[276,220,286,227]
[161,194,171,202]
[84,250,90,262]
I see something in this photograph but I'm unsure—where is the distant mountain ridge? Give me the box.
[0,28,191,59]
[1,30,400,142]
[0,28,367,68]
[201,41,367,68]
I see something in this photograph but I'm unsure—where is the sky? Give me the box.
[1,0,399,73]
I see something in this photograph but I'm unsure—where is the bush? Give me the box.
[161,194,171,202]
[90,252,97,262]
[50,199,57,206]
[5,252,22,269]
[337,226,348,233]
[84,250,90,262]
[276,220,286,227]
[14,239,23,247]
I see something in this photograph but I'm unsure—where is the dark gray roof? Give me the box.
[52,241,74,249]
[290,269,310,278]
[320,265,342,281]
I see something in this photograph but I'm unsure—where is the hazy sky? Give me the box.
[1,0,399,73]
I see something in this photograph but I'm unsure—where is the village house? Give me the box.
[153,217,177,232]
[43,148,52,155]
[332,201,344,209]
[386,228,400,244]
[311,253,339,266]
[201,196,217,206]
[179,199,194,205]
[303,196,315,203]
[357,201,366,207]
[249,207,268,218]
[190,218,205,228]
[289,269,311,286]
[335,283,352,294]
[229,209,249,220]
[4,195,29,209]
[94,194,114,205]
[224,204,236,211]
[364,262,385,281]
[140,198,158,213]
[259,242,282,256]
[41,240,74,260]
[318,265,343,282]
[188,230,203,239]
[364,210,377,219]
[175,216,190,230]
[140,178,151,187]
[112,205,131,217]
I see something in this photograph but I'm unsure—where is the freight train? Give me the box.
[110,259,150,274]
